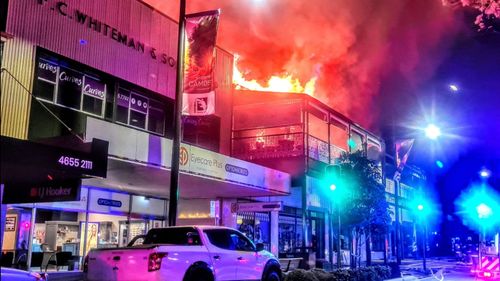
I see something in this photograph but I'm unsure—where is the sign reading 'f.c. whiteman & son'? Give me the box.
[36,0,176,67]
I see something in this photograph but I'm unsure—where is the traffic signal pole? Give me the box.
[337,202,342,268]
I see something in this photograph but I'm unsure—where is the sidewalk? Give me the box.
[45,271,84,281]
[385,277,418,281]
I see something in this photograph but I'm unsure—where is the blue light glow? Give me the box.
[436,160,444,168]
[479,168,491,179]
[455,183,500,232]
[79,39,88,45]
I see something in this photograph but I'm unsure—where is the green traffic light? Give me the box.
[330,184,337,191]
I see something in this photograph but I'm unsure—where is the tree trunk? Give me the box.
[366,226,372,266]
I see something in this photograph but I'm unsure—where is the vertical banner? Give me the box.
[182,10,220,116]
[394,139,414,176]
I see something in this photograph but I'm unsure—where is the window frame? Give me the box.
[34,57,107,119]
[115,87,166,136]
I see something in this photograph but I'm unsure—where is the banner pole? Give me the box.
[168,0,186,227]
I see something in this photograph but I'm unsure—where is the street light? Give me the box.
[449,84,459,92]
[479,167,491,179]
[424,124,441,140]
[476,203,492,219]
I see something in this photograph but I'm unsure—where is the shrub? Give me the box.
[310,268,335,281]
[286,266,392,281]
[330,268,351,281]
[284,269,319,281]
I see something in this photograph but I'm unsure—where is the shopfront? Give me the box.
[2,186,167,271]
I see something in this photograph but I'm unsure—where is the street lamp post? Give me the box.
[417,204,427,272]
[393,123,440,265]
[168,0,186,226]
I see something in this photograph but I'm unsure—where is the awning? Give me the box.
[84,117,291,199]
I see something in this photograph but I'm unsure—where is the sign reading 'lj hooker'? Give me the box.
[2,179,81,204]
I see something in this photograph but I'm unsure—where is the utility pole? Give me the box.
[394,175,402,265]
[168,0,186,227]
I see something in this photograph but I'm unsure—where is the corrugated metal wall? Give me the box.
[0,39,34,139]
[2,0,234,152]
[2,0,178,138]
[5,0,178,97]
[215,47,234,155]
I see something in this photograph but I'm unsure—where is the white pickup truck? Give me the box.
[84,226,282,281]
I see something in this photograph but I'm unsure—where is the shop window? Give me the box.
[148,100,166,135]
[182,115,221,152]
[116,88,130,124]
[237,212,270,251]
[34,54,107,118]
[278,213,304,256]
[4,187,167,272]
[116,88,166,135]
[35,58,58,102]
[57,66,83,109]
[81,76,106,116]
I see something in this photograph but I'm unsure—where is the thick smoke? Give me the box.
[145,0,461,129]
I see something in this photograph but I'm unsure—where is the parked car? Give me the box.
[0,267,48,281]
[85,226,281,281]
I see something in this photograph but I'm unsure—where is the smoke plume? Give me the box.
[144,0,461,130]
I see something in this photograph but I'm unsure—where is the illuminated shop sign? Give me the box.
[2,179,81,204]
[225,164,249,176]
[231,201,283,213]
[36,1,175,67]
[83,76,105,99]
[0,136,108,183]
[97,198,122,208]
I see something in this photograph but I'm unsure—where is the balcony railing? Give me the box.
[232,133,304,160]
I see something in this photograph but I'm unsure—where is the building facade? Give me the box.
[0,0,407,272]
[231,90,385,266]
[0,0,290,271]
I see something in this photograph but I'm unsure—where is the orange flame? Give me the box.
[232,55,316,96]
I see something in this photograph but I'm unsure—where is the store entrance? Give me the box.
[309,211,325,260]
[237,212,271,251]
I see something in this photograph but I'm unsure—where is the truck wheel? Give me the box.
[263,270,281,281]
[183,268,214,281]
